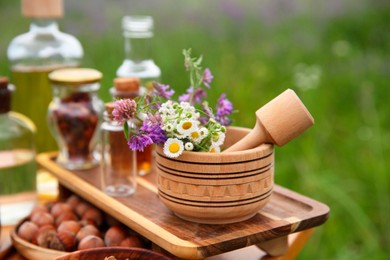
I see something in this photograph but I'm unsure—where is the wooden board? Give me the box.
[36,152,329,260]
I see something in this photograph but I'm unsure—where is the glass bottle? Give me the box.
[100,102,137,197]
[7,0,83,153]
[47,68,103,170]
[116,16,161,90]
[0,77,37,226]
[110,77,153,176]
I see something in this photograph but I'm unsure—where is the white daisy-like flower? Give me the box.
[176,119,199,136]
[188,130,202,143]
[184,142,194,151]
[211,131,226,146]
[209,144,221,153]
[199,127,209,138]
[163,138,184,158]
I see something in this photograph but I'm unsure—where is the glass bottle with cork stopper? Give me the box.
[116,15,161,90]
[110,77,153,176]
[100,102,137,197]
[0,77,37,226]
[7,0,83,153]
[47,68,103,170]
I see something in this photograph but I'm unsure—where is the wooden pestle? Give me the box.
[224,89,314,152]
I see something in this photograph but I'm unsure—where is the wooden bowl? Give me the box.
[11,220,171,260]
[155,126,274,224]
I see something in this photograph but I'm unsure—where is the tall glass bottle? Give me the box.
[0,77,37,226]
[116,16,161,90]
[7,0,83,153]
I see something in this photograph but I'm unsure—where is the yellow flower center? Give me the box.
[191,131,199,139]
[210,147,217,153]
[182,122,192,130]
[169,142,180,153]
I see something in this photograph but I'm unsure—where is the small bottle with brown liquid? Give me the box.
[110,77,154,176]
[100,102,137,197]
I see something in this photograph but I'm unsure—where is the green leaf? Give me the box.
[124,122,130,140]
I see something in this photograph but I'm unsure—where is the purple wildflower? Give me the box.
[140,120,167,144]
[153,82,174,99]
[215,93,233,126]
[179,86,207,105]
[128,134,153,152]
[202,68,213,88]
[113,99,137,124]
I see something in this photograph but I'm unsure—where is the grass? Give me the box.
[0,0,389,258]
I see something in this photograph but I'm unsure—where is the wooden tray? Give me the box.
[37,152,329,260]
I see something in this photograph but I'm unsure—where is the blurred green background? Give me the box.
[1,0,389,259]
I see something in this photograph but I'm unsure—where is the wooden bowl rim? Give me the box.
[156,126,273,161]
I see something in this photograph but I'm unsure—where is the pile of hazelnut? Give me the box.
[17,194,148,252]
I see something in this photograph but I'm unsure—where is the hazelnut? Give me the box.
[75,202,91,217]
[30,204,49,216]
[57,230,77,251]
[119,235,143,248]
[50,202,73,219]
[17,221,39,242]
[36,228,57,248]
[76,224,100,242]
[104,225,127,246]
[78,235,105,250]
[66,194,81,208]
[55,211,78,226]
[30,212,54,227]
[49,234,66,251]
[57,220,81,236]
[82,207,103,227]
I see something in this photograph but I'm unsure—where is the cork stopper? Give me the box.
[114,77,140,92]
[49,68,102,86]
[110,77,140,99]
[105,102,115,120]
[22,0,63,18]
[0,77,9,89]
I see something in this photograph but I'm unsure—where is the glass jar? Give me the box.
[0,77,37,225]
[47,68,103,170]
[100,103,137,197]
[7,0,83,153]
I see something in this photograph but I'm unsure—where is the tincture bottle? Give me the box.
[116,16,161,90]
[110,77,153,176]
[0,77,37,226]
[7,0,83,153]
[100,102,137,197]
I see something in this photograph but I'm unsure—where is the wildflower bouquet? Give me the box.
[113,49,234,158]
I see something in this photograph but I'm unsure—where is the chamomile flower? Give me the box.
[209,144,221,153]
[189,130,202,143]
[199,127,209,138]
[176,119,199,136]
[164,138,184,158]
[184,142,194,151]
[211,131,225,146]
